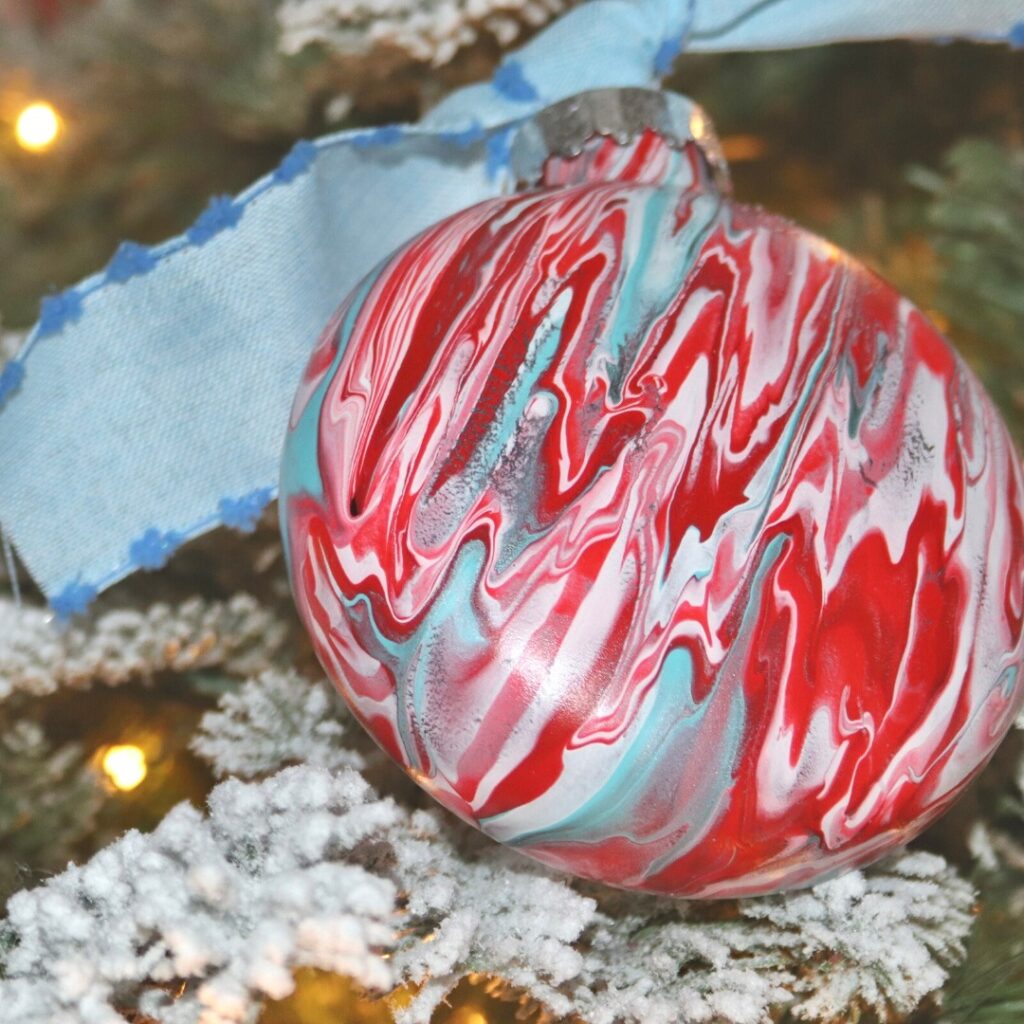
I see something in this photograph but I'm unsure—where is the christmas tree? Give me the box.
[1,3,1023,1022]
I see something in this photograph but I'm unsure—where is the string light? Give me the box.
[101,744,148,791]
[720,134,767,162]
[449,1009,489,1024]
[14,101,62,152]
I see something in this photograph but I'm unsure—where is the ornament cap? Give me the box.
[510,88,731,193]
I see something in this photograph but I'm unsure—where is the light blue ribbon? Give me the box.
[1,0,1022,615]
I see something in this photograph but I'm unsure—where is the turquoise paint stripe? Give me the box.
[406,540,490,770]
[280,270,382,509]
[500,645,713,845]
[747,272,849,540]
[456,287,571,492]
[499,533,785,861]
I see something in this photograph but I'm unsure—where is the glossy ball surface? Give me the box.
[281,161,1024,897]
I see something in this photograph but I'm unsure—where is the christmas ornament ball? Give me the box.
[281,94,1024,898]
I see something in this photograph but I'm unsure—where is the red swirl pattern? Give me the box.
[282,158,1024,897]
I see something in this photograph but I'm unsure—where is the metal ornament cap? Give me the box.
[509,87,731,193]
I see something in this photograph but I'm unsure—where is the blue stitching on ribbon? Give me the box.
[1010,22,1024,48]
[655,36,683,74]
[655,0,698,74]
[0,361,26,407]
[187,196,245,246]
[485,126,515,181]
[47,484,281,617]
[12,109,505,367]
[129,527,183,571]
[51,579,98,620]
[493,60,539,103]
[439,121,486,148]
[218,487,274,532]
[106,241,158,284]
[274,140,318,183]
[352,125,405,149]
[37,290,84,339]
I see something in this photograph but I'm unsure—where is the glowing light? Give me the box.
[15,101,61,152]
[450,1010,489,1024]
[101,744,148,791]
[721,134,767,163]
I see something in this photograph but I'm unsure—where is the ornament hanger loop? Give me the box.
[510,87,731,193]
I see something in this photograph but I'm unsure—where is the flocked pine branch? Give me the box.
[0,767,398,1024]
[749,853,974,1021]
[0,756,976,1024]
[2,665,972,1024]
[191,669,366,777]
[194,666,977,1024]
[0,594,288,702]
[277,0,573,66]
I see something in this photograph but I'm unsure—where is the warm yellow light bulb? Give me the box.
[101,744,148,791]
[15,101,61,152]
[450,1010,489,1024]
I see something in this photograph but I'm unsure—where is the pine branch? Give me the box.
[0,753,977,1024]
[191,669,365,778]
[277,0,574,66]
[2,663,977,1024]
[0,721,105,903]
[0,594,288,702]
[909,140,1024,442]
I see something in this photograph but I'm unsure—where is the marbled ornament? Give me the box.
[281,117,1024,898]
